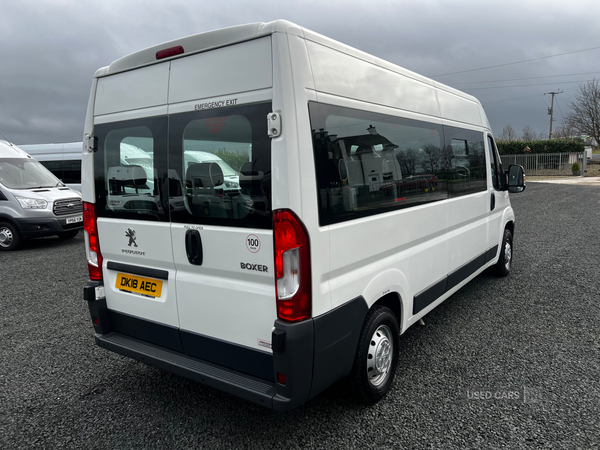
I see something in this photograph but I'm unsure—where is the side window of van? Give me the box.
[487,135,502,190]
[441,126,487,198]
[94,117,168,221]
[62,160,82,184]
[168,102,272,229]
[310,102,448,225]
[39,160,81,184]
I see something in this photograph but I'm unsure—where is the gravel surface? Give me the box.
[1,183,599,449]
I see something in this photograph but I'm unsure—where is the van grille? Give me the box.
[53,198,83,216]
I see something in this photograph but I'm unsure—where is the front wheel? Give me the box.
[493,228,513,277]
[350,305,399,405]
[0,221,23,251]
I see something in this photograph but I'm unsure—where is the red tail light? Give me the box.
[273,209,311,322]
[83,202,103,281]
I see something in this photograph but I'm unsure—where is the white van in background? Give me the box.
[82,20,525,411]
[0,140,83,250]
[19,142,83,191]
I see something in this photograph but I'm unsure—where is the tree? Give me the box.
[420,144,441,173]
[521,125,540,141]
[396,148,418,176]
[214,148,249,173]
[566,79,600,147]
[552,122,578,140]
[497,124,518,141]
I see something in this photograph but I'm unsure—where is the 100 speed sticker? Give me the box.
[246,234,261,253]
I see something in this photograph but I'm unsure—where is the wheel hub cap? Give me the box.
[0,228,13,247]
[367,325,393,387]
[504,241,512,270]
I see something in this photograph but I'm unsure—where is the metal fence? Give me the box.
[500,152,587,176]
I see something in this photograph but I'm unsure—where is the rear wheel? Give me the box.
[0,221,23,251]
[493,228,513,277]
[350,305,399,404]
[57,230,79,240]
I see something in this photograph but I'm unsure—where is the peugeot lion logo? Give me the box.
[125,228,138,247]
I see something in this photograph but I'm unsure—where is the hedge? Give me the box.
[497,139,584,155]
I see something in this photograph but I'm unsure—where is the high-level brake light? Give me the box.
[273,209,311,322]
[156,46,184,60]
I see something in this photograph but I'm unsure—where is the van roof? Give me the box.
[95,19,481,117]
[98,20,299,77]
[0,141,31,159]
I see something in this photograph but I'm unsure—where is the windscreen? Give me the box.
[0,158,62,189]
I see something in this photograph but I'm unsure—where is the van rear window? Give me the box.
[169,102,273,229]
[94,117,168,222]
[93,102,272,228]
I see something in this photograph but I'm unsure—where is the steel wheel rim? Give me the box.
[0,227,13,248]
[367,324,393,387]
[504,240,512,271]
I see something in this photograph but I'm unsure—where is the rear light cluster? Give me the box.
[83,202,103,281]
[273,209,311,322]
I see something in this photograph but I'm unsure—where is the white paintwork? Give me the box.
[171,224,275,348]
[94,62,170,116]
[306,40,440,118]
[168,37,272,105]
[98,219,179,328]
[83,20,517,356]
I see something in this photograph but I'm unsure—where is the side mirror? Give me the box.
[506,164,526,193]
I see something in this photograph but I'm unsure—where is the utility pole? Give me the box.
[545,90,562,139]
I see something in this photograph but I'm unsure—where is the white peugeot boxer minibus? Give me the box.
[82,20,525,411]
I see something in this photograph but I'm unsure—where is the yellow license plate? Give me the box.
[116,273,163,298]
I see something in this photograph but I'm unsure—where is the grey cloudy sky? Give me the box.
[1,0,599,145]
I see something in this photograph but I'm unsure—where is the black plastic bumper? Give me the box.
[84,280,368,411]
[15,216,82,238]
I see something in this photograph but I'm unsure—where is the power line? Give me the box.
[555,97,566,122]
[462,79,594,91]
[481,93,545,105]
[431,46,600,77]
[449,71,600,86]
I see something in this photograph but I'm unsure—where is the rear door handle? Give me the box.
[185,229,203,265]
[490,192,496,211]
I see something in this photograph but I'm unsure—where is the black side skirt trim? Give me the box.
[107,261,169,280]
[412,246,498,315]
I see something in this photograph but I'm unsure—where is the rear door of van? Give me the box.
[93,37,277,379]
[166,38,277,379]
[93,62,180,334]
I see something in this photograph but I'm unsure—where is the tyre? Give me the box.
[0,221,23,251]
[57,230,79,240]
[350,305,399,405]
[493,228,513,277]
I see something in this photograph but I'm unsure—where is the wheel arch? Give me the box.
[361,268,408,333]
[0,214,21,230]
